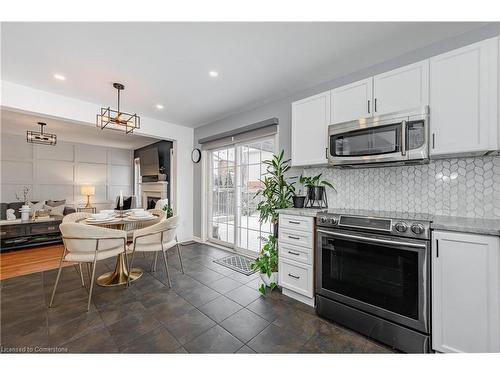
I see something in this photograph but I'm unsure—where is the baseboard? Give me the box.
[282,288,315,307]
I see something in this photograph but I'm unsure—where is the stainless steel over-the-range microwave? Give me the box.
[328,107,429,167]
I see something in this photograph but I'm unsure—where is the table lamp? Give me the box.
[81,185,95,208]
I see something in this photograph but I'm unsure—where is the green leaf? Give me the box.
[258,284,266,296]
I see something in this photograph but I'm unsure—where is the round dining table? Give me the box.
[78,213,161,287]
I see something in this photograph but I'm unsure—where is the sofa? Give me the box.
[0,200,75,220]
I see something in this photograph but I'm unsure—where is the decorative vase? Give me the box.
[292,196,306,208]
[260,272,278,287]
[20,205,30,222]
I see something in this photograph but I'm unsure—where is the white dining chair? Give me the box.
[60,212,93,286]
[127,215,184,288]
[50,222,128,311]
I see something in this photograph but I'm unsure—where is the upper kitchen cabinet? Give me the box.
[432,230,500,353]
[330,78,372,124]
[430,37,499,157]
[373,60,429,115]
[291,90,330,166]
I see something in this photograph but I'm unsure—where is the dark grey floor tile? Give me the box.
[247,324,308,353]
[236,345,257,353]
[220,308,270,343]
[186,267,225,285]
[63,327,119,353]
[246,296,290,322]
[198,295,243,323]
[97,300,146,326]
[170,273,204,291]
[184,325,243,353]
[135,288,180,309]
[272,307,328,341]
[245,277,265,290]
[161,308,216,345]
[228,271,259,284]
[120,326,182,353]
[178,284,220,307]
[91,286,137,308]
[48,311,105,346]
[47,299,98,326]
[299,323,372,353]
[148,294,196,323]
[174,346,188,353]
[224,285,261,307]
[207,277,242,294]
[128,272,171,295]
[106,310,161,347]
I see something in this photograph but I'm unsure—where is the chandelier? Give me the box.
[26,122,57,146]
[96,82,140,134]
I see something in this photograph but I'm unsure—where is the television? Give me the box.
[139,148,160,176]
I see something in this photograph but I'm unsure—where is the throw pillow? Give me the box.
[46,199,66,207]
[28,200,45,216]
[44,204,65,217]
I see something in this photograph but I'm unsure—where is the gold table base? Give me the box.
[96,253,143,287]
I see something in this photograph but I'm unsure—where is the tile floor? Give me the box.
[0,243,393,353]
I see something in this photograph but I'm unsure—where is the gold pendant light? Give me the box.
[96,82,140,134]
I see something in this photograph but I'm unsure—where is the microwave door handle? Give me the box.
[401,120,407,156]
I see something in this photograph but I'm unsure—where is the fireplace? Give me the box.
[147,196,161,209]
[139,181,169,210]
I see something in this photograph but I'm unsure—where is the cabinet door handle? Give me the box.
[288,235,300,240]
[325,147,328,159]
[288,251,300,256]
[374,98,377,112]
[288,220,301,225]
[436,239,439,258]
[367,100,370,114]
[288,273,300,279]
[432,133,435,149]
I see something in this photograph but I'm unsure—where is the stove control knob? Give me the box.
[329,217,338,225]
[394,222,408,232]
[411,223,425,235]
[319,217,327,224]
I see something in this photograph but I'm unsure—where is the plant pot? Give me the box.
[307,186,324,201]
[292,195,306,208]
[260,272,278,287]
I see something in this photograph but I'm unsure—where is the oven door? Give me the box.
[316,228,430,333]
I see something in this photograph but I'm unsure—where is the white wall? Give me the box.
[1,133,133,210]
[1,81,194,240]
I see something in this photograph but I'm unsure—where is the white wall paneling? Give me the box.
[0,134,133,208]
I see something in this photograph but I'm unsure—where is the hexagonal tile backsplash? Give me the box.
[302,156,500,219]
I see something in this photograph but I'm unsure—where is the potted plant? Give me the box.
[299,174,335,207]
[161,203,174,218]
[251,234,278,295]
[255,150,295,236]
[292,189,306,208]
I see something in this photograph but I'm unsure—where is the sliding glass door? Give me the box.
[207,136,275,253]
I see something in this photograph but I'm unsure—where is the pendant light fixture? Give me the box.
[96,82,140,134]
[26,122,57,146]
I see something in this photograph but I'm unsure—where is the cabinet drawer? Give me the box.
[0,226,27,238]
[279,258,313,297]
[279,227,313,248]
[30,223,60,235]
[279,214,313,232]
[279,241,312,265]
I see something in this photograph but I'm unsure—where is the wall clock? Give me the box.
[191,148,202,163]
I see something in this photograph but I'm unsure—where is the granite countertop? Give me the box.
[276,208,326,217]
[431,216,500,237]
[276,207,500,236]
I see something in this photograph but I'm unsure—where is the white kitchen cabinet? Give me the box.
[432,230,500,353]
[278,214,315,306]
[429,37,499,157]
[291,91,330,166]
[330,78,372,124]
[373,60,429,115]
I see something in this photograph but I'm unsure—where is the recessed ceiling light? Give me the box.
[53,73,66,81]
[156,104,164,110]
[209,71,219,78]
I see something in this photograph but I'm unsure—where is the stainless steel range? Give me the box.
[315,209,431,353]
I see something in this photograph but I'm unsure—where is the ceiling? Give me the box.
[1,109,159,149]
[1,22,491,127]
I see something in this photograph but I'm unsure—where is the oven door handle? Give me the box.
[317,229,427,249]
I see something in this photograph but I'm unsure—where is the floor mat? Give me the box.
[213,254,257,275]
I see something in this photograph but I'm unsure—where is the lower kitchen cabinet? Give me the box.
[278,214,315,307]
[432,230,500,353]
